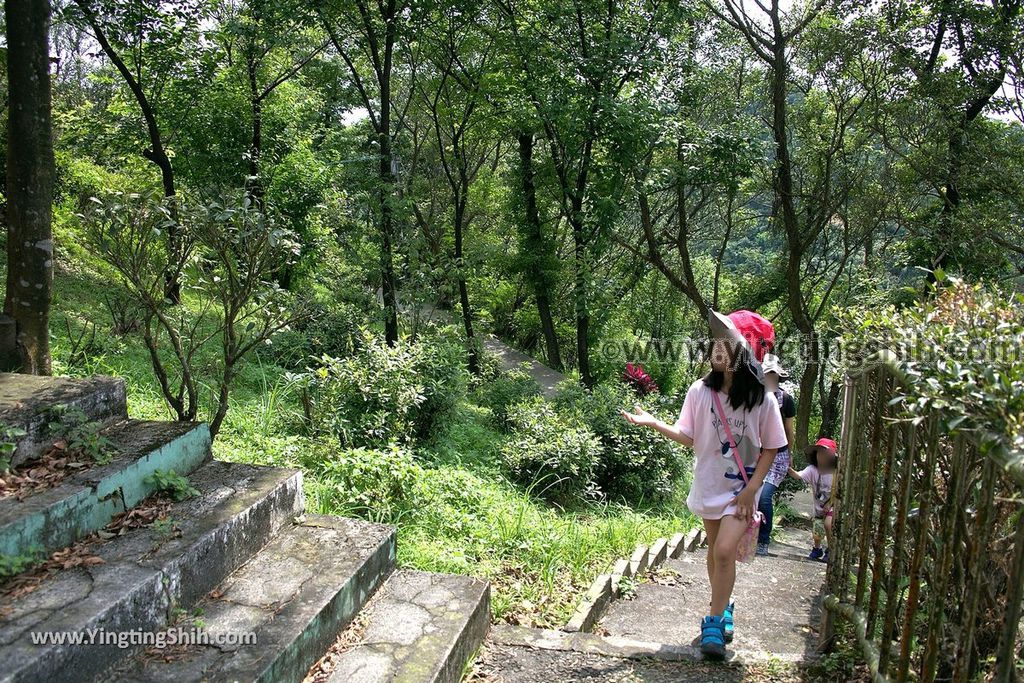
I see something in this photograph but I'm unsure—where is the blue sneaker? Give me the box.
[700,615,727,660]
[722,602,735,643]
[808,547,824,561]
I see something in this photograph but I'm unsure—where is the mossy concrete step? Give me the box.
[317,570,490,683]
[0,420,210,558]
[106,515,396,683]
[0,373,127,468]
[0,461,303,683]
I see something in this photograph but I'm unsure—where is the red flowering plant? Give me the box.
[622,363,659,396]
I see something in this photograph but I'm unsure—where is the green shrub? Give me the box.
[835,277,1024,458]
[306,329,468,448]
[475,364,541,432]
[144,469,200,501]
[259,300,367,370]
[467,348,506,393]
[306,443,423,520]
[0,545,44,580]
[410,330,470,443]
[0,424,27,473]
[553,380,687,504]
[500,395,602,502]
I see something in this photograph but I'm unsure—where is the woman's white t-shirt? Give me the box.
[676,378,788,519]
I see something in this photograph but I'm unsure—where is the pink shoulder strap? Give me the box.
[711,388,750,485]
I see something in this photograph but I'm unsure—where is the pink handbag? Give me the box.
[711,390,764,563]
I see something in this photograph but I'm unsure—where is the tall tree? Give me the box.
[68,0,212,302]
[415,2,497,375]
[877,0,1023,274]
[496,0,680,387]
[710,0,880,445]
[2,0,55,374]
[318,0,415,346]
[516,130,564,371]
[215,0,327,206]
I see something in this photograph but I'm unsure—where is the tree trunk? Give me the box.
[246,56,265,206]
[572,210,593,388]
[517,132,563,371]
[567,136,595,388]
[935,76,1003,271]
[770,34,817,447]
[3,0,55,374]
[73,0,181,303]
[453,188,479,375]
[379,15,400,347]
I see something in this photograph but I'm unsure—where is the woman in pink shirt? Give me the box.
[622,309,788,660]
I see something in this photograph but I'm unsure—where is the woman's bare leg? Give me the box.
[710,515,746,615]
[702,518,721,588]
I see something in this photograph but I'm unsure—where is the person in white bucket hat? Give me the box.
[755,354,797,556]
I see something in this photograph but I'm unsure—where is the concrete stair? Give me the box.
[1,461,304,682]
[314,570,490,683]
[106,515,395,683]
[1,419,210,558]
[0,373,127,468]
[0,373,491,683]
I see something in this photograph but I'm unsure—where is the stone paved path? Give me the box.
[478,336,565,400]
[598,525,826,660]
[473,644,786,682]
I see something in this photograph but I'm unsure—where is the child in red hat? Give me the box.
[621,309,788,660]
[788,438,839,562]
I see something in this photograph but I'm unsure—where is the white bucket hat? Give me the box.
[761,353,789,379]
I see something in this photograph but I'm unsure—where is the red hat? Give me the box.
[814,438,838,452]
[726,310,775,362]
[805,438,839,471]
[708,309,776,384]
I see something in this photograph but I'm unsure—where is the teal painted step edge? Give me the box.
[0,423,211,559]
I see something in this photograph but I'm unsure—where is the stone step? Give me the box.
[0,460,303,683]
[313,570,490,683]
[476,629,806,681]
[1,420,210,558]
[597,529,826,660]
[0,373,128,468]
[102,514,395,683]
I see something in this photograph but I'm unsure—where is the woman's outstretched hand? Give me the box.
[621,404,656,428]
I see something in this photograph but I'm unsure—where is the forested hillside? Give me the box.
[1,0,1022,664]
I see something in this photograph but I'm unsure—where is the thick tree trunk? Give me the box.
[517,132,563,371]
[3,0,55,374]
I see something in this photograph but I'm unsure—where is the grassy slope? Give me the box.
[34,218,699,627]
